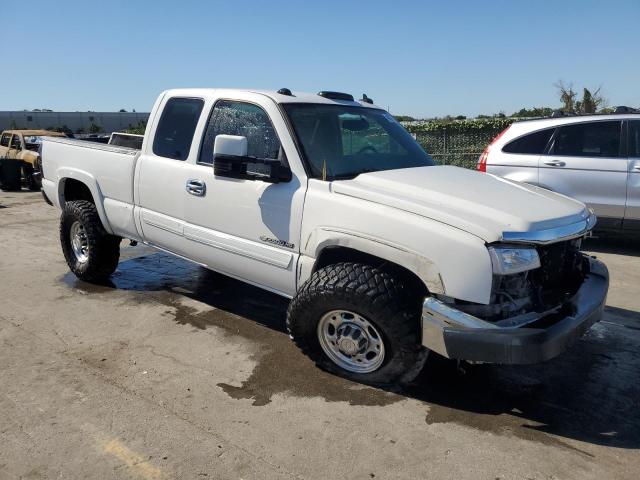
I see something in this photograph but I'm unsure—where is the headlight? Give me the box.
[488,246,540,275]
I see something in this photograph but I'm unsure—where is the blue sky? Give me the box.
[1,0,638,117]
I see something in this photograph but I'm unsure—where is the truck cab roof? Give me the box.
[159,88,383,109]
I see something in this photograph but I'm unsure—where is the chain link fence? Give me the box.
[412,130,496,169]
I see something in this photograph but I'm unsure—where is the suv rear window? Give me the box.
[503,128,554,154]
[152,97,204,160]
[552,121,621,158]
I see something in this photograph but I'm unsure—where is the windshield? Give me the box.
[283,104,434,179]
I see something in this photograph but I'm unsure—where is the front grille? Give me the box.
[531,238,586,305]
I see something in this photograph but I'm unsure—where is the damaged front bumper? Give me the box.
[421,256,609,364]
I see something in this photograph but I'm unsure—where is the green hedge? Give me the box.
[400,118,520,169]
[402,117,515,135]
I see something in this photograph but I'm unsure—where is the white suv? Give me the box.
[478,114,640,230]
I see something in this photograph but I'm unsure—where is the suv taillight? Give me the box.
[477,126,510,172]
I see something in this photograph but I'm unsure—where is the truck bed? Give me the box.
[41,137,141,238]
[42,137,140,204]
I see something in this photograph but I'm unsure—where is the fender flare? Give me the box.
[56,167,114,234]
[301,227,445,294]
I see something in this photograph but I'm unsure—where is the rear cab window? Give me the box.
[502,128,554,155]
[551,121,622,158]
[198,100,282,165]
[152,97,204,160]
[0,133,10,147]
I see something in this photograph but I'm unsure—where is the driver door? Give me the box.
[182,94,306,297]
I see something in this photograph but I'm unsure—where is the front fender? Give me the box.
[300,227,445,295]
[57,167,114,234]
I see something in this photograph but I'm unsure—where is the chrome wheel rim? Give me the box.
[317,310,385,373]
[70,221,89,264]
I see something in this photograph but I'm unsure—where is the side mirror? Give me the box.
[213,135,292,183]
[213,134,248,157]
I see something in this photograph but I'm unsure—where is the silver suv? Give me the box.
[478,114,640,230]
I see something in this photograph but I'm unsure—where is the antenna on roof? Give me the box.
[277,88,293,96]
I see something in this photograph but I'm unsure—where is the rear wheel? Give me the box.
[287,262,427,385]
[60,200,121,282]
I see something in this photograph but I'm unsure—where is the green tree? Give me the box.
[576,87,605,114]
[52,125,73,136]
[555,80,577,113]
[393,115,416,122]
[555,81,607,114]
[89,123,102,134]
[125,121,147,135]
[511,107,554,118]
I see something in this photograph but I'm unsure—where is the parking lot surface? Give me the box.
[1,191,639,480]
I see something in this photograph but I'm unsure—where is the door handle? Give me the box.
[633,165,640,172]
[186,179,206,196]
[543,160,566,167]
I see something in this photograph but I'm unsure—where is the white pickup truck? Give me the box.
[41,88,609,384]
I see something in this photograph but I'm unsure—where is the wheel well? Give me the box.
[62,178,94,205]
[313,246,428,297]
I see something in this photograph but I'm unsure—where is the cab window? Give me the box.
[152,97,204,160]
[199,100,282,164]
[0,133,10,147]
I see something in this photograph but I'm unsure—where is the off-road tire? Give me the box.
[287,262,427,385]
[60,200,121,282]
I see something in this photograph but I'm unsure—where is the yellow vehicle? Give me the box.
[0,129,67,190]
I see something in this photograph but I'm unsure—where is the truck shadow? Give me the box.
[404,309,640,450]
[63,251,640,450]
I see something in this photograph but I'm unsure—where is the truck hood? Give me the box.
[331,166,590,243]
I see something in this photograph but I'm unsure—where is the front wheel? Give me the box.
[287,262,427,385]
[60,200,121,282]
